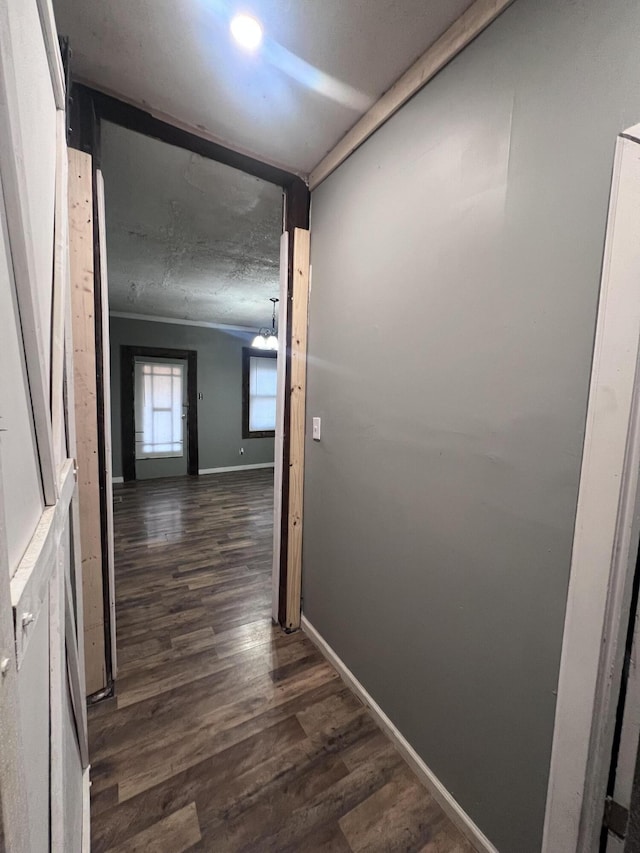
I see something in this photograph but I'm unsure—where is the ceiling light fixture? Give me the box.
[251,297,279,351]
[230,13,263,51]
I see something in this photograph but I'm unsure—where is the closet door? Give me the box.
[0,0,89,849]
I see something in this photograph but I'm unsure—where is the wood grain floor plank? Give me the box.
[278,821,353,853]
[90,634,316,761]
[90,681,349,852]
[106,802,201,853]
[339,764,441,852]
[89,471,475,852]
[238,744,405,852]
[117,696,317,801]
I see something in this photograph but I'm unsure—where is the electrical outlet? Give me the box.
[239,447,244,455]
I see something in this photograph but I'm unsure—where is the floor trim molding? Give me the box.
[199,463,275,475]
[113,466,274,482]
[301,614,498,853]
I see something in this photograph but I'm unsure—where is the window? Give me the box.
[242,347,277,438]
[134,360,185,458]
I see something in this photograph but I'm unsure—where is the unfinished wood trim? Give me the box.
[63,261,90,713]
[63,271,79,465]
[301,615,499,853]
[278,183,311,625]
[272,232,289,621]
[91,152,115,688]
[285,228,311,630]
[0,1,57,505]
[96,170,117,678]
[51,109,69,470]
[35,0,65,110]
[543,129,640,853]
[68,147,107,697]
[309,0,515,190]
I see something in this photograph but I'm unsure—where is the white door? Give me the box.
[134,358,189,479]
[0,1,88,849]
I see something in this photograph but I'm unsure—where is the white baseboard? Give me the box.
[301,615,498,853]
[198,463,275,475]
[113,466,274,481]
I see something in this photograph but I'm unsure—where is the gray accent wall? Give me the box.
[109,317,274,478]
[302,1,640,851]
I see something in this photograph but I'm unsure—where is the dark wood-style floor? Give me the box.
[88,470,474,852]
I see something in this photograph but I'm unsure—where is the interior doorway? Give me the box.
[97,107,290,690]
[69,84,310,704]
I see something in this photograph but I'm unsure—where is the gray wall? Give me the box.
[302,1,640,851]
[109,317,274,478]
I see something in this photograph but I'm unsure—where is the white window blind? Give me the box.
[249,356,277,432]
[135,361,184,459]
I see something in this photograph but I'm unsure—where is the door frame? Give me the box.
[69,83,310,631]
[542,123,640,852]
[603,547,640,851]
[120,346,198,481]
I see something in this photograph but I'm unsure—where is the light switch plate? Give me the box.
[312,417,321,441]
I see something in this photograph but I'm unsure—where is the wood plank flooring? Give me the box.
[89,470,474,853]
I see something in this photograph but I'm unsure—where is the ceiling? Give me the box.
[53,0,475,175]
[101,121,283,327]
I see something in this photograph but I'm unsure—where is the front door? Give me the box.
[134,357,189,479]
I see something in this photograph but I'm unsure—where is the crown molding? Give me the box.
[108,311,257,334]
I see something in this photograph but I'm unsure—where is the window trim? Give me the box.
[242,347,277,439]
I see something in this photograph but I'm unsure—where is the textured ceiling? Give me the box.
[53,0,475,175]
[101,121,283,327]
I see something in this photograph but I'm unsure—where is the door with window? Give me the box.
[134,357,188,479]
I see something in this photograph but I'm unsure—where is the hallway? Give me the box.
[88,472,472,852]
